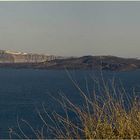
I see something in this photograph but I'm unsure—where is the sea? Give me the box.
[0,68,139,138]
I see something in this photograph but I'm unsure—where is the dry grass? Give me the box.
[11,73,140,139]
[41,94,140,139]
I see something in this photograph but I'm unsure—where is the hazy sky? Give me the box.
[0,2,140,57]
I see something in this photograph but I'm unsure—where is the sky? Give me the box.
[0,2,140,58]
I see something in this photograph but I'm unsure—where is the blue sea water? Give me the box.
[0,69,139,138]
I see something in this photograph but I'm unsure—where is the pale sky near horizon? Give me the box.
[0,2,140,58]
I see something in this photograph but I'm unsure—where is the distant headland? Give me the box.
[0,50,140,71]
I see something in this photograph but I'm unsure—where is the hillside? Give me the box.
[35,55,140,71]
[0,55,139,71]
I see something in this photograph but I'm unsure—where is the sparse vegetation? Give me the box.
[10,73,140,139]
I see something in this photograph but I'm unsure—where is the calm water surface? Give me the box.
[0,69,139,138]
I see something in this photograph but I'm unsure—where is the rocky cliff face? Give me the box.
[36,55,140,71]
[0,52,139,71]
[0,50,58,63]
